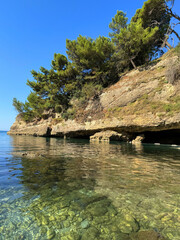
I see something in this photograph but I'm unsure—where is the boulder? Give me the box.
[132,135,145,144]
[130,230,166,240]
[90,130,128,142]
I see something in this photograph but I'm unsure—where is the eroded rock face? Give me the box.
[8,116,52,137]
[90,130,129,142]
[8,51,180,142]
[132,135,145,145]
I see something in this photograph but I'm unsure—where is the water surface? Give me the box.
[0,131,180,239]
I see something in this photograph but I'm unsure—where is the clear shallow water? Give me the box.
[0,131,180,240]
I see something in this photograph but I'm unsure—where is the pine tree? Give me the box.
[132,0,171,57]
[116,20,158,69]
[66,35,117,87]
[109,0,171,69]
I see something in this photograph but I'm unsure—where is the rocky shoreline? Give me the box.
[8,51,180,144]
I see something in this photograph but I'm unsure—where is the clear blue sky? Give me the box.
[0,0,179,130]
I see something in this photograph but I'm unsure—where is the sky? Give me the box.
[0,0,179,130]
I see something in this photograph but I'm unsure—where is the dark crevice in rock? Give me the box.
[46,127,52,136]
[141,129,180,145]
[60,128,180,145]
[51,128,180,145]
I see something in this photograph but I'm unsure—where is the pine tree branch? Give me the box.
[171,28,180,41]
[166,7,180,22]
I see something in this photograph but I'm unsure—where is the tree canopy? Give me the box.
[13,0,179,122]
[109,0,171,68]
[66,35,117,87]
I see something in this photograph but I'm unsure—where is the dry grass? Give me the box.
[106,93,180,119]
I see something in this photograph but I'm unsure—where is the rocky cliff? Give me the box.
[8,49,180,144]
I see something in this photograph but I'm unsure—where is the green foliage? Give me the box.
[163,100,180,113]
[26,53,77,113]
[131,0,170,64]
[14,53,76,121]
[81,82,103,100]
[13,98,36,122]
[70,82,103,107]
[55,105,62,113]
[27,92,44,116]
[109,11,128,41]
[51,53,68,71]
[13,0,174,122]
[66,35,118,87]
[61,108,76,120]
[13,98,24,114]
[109,0,171,69]
[22,110,35,122]
[113,18,158,69]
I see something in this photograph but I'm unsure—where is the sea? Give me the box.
[0,130,180,240]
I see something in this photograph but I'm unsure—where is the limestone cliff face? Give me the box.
[8,50,180,142]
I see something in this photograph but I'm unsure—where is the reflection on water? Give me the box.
[0,133,180,239]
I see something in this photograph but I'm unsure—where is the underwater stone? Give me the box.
[116,232,131,240]
[60,231,81,240]
[47,228,55,239]
[92,215,109,225]
[87,205,108,216]
[130,230,166,240]
[81,227,99,240]
[56,214,67,221]
[8,222,16,231]
[100,232,130,240]
[86,199,110,217]
[0,226,4,234]
[49,215,55,221]
[42,216,49,225]
[63,220,71,228]
[59,200,70,209]
[68,211,76,218]
[113,212,139,234]
[107,224,119,233]
[107,206,117,217]
[162,227,180,240]
[40,227,47,235]
[118,223,133,234]
[81,219,89,229]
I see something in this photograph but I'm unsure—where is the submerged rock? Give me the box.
[86,198,111,216]
[130,230,166,240]
[12,152,45,159]
[46,228,55,239]
[90,130,129,142]
[80,219,89,229]
[132,135,145,144]
[116,213,139,234]
[81,227,99,240]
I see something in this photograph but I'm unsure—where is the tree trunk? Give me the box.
[167,7,180,22]
[172,29,180,41]
[130,59,137,69]
[166,41,173,49]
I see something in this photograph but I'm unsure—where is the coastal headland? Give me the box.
[8,49,180,145]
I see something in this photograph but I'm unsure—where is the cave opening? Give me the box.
[141,129,180,145]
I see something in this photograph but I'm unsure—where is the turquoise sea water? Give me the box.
[0,131,180,240]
